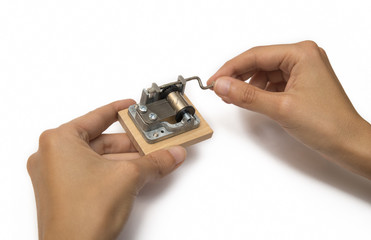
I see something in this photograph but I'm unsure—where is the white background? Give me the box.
[1,0,371,239]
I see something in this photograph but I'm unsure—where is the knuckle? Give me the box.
[223,59,232,67]
[39,129,54,142]
[39,129,57,146]
[248,46,259,55]
[275,95,294,120]
[318,47,327,56]
[38,128,66,150]
[39,128,58,141]
[297,40,321,59]
[26,153,38,175]
[240,85,256,106]
[221,60,232,71]
[299,40,319,49]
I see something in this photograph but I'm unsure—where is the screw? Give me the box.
[139,105,147,113]
[149,113,158,121]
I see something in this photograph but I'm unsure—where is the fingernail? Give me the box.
[168,146,186,165]
[215,78,231,96]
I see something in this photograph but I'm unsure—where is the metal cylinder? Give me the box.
[166,91,195,122]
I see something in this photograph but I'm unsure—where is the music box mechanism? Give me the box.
[128,75,213,143]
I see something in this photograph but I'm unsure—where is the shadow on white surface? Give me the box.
[117,110,371,240]
[117,147,199,240]
[241,110,371,204]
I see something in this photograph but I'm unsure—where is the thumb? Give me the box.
[133,146,186,185]
[213,77,280,117]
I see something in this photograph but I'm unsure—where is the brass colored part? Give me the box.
[166,91,189,113]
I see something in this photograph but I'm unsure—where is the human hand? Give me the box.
[27,100,186,240]
[208,41,371,178]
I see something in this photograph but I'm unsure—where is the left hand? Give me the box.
[27,99,186,240]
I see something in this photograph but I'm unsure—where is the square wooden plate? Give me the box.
[118,96,213,155]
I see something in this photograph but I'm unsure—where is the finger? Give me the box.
[266,70,286,83]
[103,152,141,161]
[236,71,255,81]
[132,146,186,185]
[214,76,281,117]
[265,82,275,92]
[265,82,287,92]
[249,71,269,89]
[208,43,299,85]
[90,133,137,154]
[68,99,136,141]
[276,82,287,92]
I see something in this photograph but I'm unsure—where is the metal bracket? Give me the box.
[128,75,211,143]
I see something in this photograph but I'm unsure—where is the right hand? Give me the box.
[208,41,371,179]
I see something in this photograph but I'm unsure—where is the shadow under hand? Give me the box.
[241,110,371,205]
[117,147,199,240]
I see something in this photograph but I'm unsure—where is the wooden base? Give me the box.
[118,98,213,155]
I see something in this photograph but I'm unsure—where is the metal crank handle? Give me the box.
[184,76,214,90]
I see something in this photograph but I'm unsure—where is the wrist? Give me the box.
[39,207,114,240]
[330,115,371,179]
[38,199,132,240]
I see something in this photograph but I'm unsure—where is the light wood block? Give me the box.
[118,98,213,155]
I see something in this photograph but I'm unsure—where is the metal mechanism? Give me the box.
[128,75,212,143]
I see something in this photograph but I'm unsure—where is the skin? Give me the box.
[28,40,371,239]
[27,100,187,240]
[207,40,371,179]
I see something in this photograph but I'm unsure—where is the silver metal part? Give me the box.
[148,112,158,121]
[139,105,147,113]
[182,113,192,123]
[128,75,204,143]
[184,76,214,90]
[128,104,200,143]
